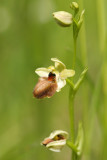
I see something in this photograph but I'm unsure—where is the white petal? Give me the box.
[35,68,51,77]
[46,140,66,152]
[56,79,66,92]
[49,148,60,152]
[47,140,66,146]
[60,69,75,79]
[51,58,66,72]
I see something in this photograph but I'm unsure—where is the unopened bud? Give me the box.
[70,2,79,15]
[53,11,72,27]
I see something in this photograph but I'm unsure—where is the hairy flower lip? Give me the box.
[42,130,68,152]
[33,77,57,99]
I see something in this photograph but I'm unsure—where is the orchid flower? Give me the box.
[42,130,68,152]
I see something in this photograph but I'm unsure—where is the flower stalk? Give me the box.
[66,3,86,160]
[69,89,76,160]
[69,39,77,160]
[72,38,77,70]
[69,88,75,143]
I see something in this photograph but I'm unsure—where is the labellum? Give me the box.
[33,72,58,99]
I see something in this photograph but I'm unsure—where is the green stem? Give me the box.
[69,33,77,160]
[69,89,76,160]
[69,89,75,143]
[72,38,77,69]
[69,40,77,160]
[67,140,78,154]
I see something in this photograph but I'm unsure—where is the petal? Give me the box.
[46,140,66,152]
[56,79,66,92]
[60,69,75,79]
[48,148,60,152]
[35,68,51,77]
[51,58,66,72]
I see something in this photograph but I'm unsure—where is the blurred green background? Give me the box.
[0,0,107,160]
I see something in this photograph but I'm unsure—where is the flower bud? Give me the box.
[53,11,72,27]
[42,130,68,152]
[70,2,79,14]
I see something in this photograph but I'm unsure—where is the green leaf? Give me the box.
[66,78,74,89]
[74,67,88,93]
[75,123,84,156]
[78,10,85,30]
